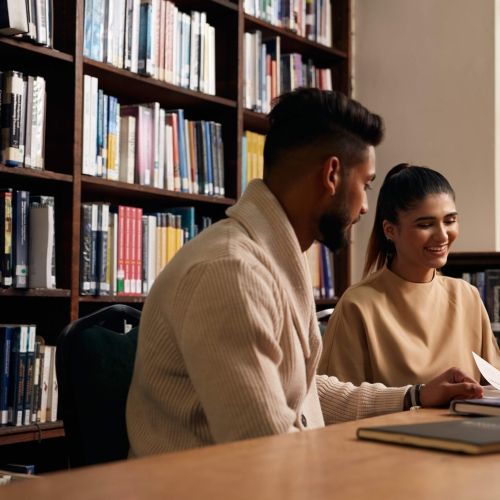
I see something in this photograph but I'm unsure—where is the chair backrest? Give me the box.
[56,304,141,468]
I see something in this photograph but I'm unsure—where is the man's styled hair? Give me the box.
[263,88,384,176]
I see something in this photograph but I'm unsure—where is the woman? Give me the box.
[319,163,500,386]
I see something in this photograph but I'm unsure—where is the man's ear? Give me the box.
[322,156,341,196]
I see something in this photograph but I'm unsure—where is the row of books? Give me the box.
[0,0,53,46]
[244,32,333,113]
[244,0,332,47]
[307,241,335,300]
[462,270,500,340]
[80,203,211,296]
[82,76,225,196]
[83,0,216,94]
[0,190,55,290]
[241,130,265,192]
[0,70,46,170]
[0,324,58,427]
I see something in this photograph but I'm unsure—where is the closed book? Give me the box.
[12,190,29,288]
[450,398,500,417]
[0,189,13,287]
[1,71,25,167]
[119,114,136,184]
[28,196,55,289]
[0,0,29,35]
[22,325,36,425]
[80,203,93,294]
[357,416,500,455]
[7,325,28,426]
[0,325,14,425]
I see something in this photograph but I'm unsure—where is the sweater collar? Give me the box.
[226,180,321,370]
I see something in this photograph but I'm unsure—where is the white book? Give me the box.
[103,0,114,64]
[148,102,160,188]
[38,343,51,424]
[119,115,136,183]
[131,0,140,72]
[109,212,118,294]
[243,32,252,109]
[113,0,126,67]
[189,11,200,91]
[0,0,29,35]
[198,11,206,93]
[171,4,179,85]
[1,71,25,166]
[165,121,174,190]
[208,23,215,95]
[32,76,46,170]
[82,75,92,175]
[23,76,34,168]
[146,214,156,293]
[35,0,47,45]
[46,346,58,423]
[158,108,165,188]
[152,0,160,78]
[28,201,55,289]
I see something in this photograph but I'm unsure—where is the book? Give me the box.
[28,195,55,289]
[0,0,29,35]
[357,416,500,455]
[450,398,500,417]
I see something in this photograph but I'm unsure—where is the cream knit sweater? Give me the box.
[126,180,407,456]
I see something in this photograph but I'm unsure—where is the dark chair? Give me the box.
[56,304,141,468]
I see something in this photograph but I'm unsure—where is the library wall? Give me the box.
[350,0,498,283]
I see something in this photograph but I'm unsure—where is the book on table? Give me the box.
[450,397,500,417]
[357,416,500,455]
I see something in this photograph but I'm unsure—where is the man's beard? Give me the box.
[318,201,352,254]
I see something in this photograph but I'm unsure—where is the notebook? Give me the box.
[450,398,500,417]
[357,416,500,454]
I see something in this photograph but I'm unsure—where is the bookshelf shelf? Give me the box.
[243,14,349,61]
[82,60,238,111]
[81,176,236,207]
[0,422,65,446]
[0,165,73,183]
[0,289,71,298]
[79,295,145,303]
[243,109,269,134]
[0,38,73,63]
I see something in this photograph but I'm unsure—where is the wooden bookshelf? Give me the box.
[0,422,64,446]
[0,0,351,461]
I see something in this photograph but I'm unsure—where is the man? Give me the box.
[126,88,482,456]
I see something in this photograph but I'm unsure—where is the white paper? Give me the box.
[472,351,500,390]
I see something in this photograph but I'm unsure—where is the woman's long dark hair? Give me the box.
[363,163,455,277]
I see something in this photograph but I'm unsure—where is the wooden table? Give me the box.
[2,409,500,499]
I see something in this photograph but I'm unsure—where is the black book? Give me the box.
[450,398,500,417]
[357,416,500,455]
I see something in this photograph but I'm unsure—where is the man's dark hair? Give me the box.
[263,88,384,176]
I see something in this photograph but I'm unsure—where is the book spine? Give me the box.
[0,326,13,425]
[22,325,36,425]
[80,203,93,294]
[1,71,25,167]
[0,190,13,287]
[12,190,29,288]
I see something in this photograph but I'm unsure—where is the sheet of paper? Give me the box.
[472,352,500,390]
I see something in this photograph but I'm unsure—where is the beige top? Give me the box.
[319,266,500,386]
[126,180,407,456]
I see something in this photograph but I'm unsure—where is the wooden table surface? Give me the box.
[3,408,500,499]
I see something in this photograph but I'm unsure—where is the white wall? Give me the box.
[351,0,498,283]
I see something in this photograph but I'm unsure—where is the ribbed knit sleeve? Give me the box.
[174,257,300,443]
[316,375,409,424]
